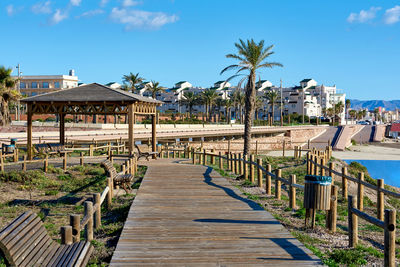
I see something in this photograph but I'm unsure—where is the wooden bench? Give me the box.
[135,144,159,161]
[0,211,93,267]
[34,143,67,157]
[101,159,134,194]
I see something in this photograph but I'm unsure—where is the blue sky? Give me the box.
[1,0,400,100]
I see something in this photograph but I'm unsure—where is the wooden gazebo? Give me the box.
[21,83,163,159]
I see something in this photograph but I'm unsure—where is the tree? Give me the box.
[345,99,351,124]
[335,101,344,124]
[265,89,279,125]
[0,66,19,126]
[221,39,282,155]
[181,91,198,118]
[224,99,234,124]
[200,89,219,122]
[254,96,263,120]
[349,109,357,124]
[147,80,165,99]
[232,89,245,123]
[122,72,145,92]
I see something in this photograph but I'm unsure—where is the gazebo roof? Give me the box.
[21,83,162,105]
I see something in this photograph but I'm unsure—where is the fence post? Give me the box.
[84,201,93,242]
[61,226,73,245]
[202,149,206,165]
[219,152,223,169]
[93,193,101,229]
[358,172,364,211]
[22,155,27,171]
[70,214,81,243]
[329,162,334,183]
[243,155,249,180]
[328,185,338,233]
[44,155,48,173]
[266,164,272,195]
[192,150,196,164]
[239,154,244,175]
[342,167,348,200]
[0,152,3,172]
[289,174,296,209]
[107,178,113,210]
[63,152,67,171]
[377,179,384,221]
[89,144,93,157]
[282,140,285,157]
[255,140,258,156]
[250,155,255,183]
[320,158,326,176]
[14,148,18,162]
[235,154,239,174]
[348,195,358,247]
[275,169,282,200]
[211,149,215,165]
[80,152,84,166]
[257,158,263,188]
[306,153,310,175]
[384,209,396,267]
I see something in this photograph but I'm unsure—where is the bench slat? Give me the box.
[17,230,48,266]
[0,211,33,241]
[37,243,60,266]
[47,245,68,267]
[64,242,85,267]
[27,236,54,267]
[56,242,80,267]
[13,224,46,265]
[71,242,93,267]
[3,215,40,248]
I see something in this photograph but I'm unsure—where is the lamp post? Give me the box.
[15,64,21,121]
[302,84,305,124]
[280,79,283,126]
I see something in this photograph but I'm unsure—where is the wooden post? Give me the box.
[275,169,282,200]
[0,152,3,172]
[203,149,206,165]
[128,104,135,156]
[14,149,18,162]
[358,172,364,211]
[329,162,334,183]
[43,155,48,172]
[219,152,223,169]
[266,164,272,195]
[63,152,67,171]
[307,139,310,149]
[227,153,231,170]
[107,177,113,209]
[211,149,215,165]
[22,155,26,171]
[80,152,84,166]
[282,140,285,157]
[93,193,101,229]
[342,167,348,200]
[348,195,358,247]
[151,114,157,159]
[27,103,33,160]
[384,209,396,267]
[243,155,249,180]
[239,154,244,175]
[255,140,258,156]
[84,201,93,241]
[227,139,231,154]
[70,214,80,243]
[257,158,263,188]
[61,226,72,245]
[320,158,326,176]
[250,155,255,183]
[306,153,310,175]
[234,154,239,174]
[289,174,296,209]
[89,144,93,157]
[377,179,384,221]
[192,150,196,164]
[59,113,65,145]
[329,185,338,233]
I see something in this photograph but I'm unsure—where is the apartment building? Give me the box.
[16,70,79,96]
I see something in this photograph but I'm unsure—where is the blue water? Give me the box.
[344,160,400,188]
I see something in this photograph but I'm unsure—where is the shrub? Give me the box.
[327,247,367,266]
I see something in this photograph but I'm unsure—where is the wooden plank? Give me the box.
[64,241,85,267]
[37,243,60,266]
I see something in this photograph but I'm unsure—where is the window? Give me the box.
[42,82,49,88]
[31,92,37,96]
[54,82,60,88]
[20,82,26,89]
[31,82,37,88]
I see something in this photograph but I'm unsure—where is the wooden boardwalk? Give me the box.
[110,159,321,266]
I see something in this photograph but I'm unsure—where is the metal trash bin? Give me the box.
[304,175,332,210]
[2,144,15,154]
[10,138,17,146]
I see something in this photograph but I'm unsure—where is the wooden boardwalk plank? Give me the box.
[110,159,321,266]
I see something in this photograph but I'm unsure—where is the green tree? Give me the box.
[122,72,145,92]
[221,39,282,155]
[201,89,219,122]
[232,89,245,123]
[335,101,344,124]
[265,89,279,124]
[147,81,165,99]
[224,99,234,124]
[181,91,198,118]
[0,66,19,126]
[345,99,351,124]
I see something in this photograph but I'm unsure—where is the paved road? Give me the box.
[303,126,340,149]
[110,159,321,266]
[351,125,374,144]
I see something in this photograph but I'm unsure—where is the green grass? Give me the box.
[327,247,368,266]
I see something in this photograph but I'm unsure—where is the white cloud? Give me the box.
[6,5,14,16]
[77,9,104,18]
[100,0,109,7]
[347,7,381,23]
[49,9,68,24]
[32,1,52,14]
[122,0,141,7]
[70,0,82,6]
[384,5,400,25]
[110,7,178,30]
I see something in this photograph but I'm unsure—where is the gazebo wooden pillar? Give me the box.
[152,114,157,159]
[22,83,162,160]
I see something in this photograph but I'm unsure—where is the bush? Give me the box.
[327,247,367,266]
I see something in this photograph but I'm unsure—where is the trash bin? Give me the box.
[10,138,17,146]
[304,175,332,210]
[2,144,15,154]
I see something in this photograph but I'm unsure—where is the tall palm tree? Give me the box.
[147,80,165,99]
[349,109,357,124]
[254,96,263,120]
[224,99,234,124]
[0,66,19,126]
[265,89,279,125]
[221,39,282,155]
[181,91,198,118]
[345,99,351,124]
[201,89,219,122]
[232,89,245,123]
[335,101,344,124]
[122,72,145,92]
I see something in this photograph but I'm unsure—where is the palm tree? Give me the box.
[224,99,234,124]
[349,109,357,124]
[147,80,165,99]
[335,101,344,125]
[201,89,219,122]
[232,89,245,123]
[122,72,145,92]
[345,99,351,124]
[0,66,20,126]
[265,89,279,125]
[254,96,263,120]
[181,91,198,118]
[221,39,282,155]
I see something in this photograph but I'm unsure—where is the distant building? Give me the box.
[105,82,122,89]
[389,123,400,138]
[16,69,78,96]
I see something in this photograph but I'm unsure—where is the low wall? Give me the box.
[333,125,364,151]
[373,125,386,142]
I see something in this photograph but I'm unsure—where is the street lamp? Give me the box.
[302,84,305,124]
[280,79,283,126]
[15,64,21,121]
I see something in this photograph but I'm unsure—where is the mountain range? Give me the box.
[349,99,400,111]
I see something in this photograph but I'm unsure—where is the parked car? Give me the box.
[357,121,369,125]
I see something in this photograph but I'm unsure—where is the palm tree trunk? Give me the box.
[271,103,275,125]
[243,74,256,156]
